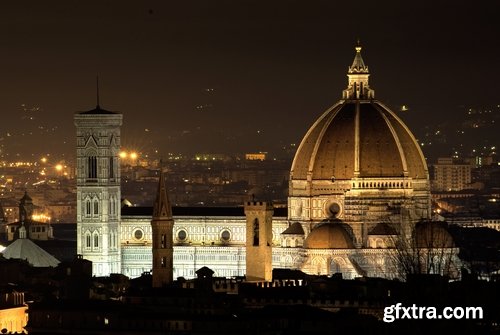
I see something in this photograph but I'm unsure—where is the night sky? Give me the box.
[1,1,499,159]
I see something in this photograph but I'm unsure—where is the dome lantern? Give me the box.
[342,42,375,100]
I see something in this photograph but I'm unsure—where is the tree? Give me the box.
[391,220,460,280]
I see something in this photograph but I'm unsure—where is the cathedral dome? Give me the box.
[414,221,455,248]
[290,101,427,180]
[304,223,354,249]
[290,45,427,181]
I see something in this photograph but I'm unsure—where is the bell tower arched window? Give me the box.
[85,232,91,249]
[109,196,116,216]
[85,199,91,217]
[109,157,114,178]
[93,200,99,215]
[88,156,97,179]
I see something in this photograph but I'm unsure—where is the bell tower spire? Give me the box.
[153,160,172,218]
[151,161,174,287]
[342,42,375,100]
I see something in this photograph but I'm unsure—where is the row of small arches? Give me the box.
[84,230,118,250]
[352,181,411,189]
[282,237,302,248]
[84,154,117,180]
[84,196,118,217]
[84,231,100,249]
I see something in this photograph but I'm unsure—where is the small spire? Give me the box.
[96,75,100,108]
[21,190,32,202]
[153,160,172,218]
[349,41,368,73]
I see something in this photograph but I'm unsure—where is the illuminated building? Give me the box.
[285,43,432,276]
[74,104,122,276]
[194,153,230,161]
[2,228,60,267]
[120,206,288,278]
[431,157,472,191]
[3,191,54,242]
[0,288,28,334]
[245,152,267,161]
[1,192,59,267]
[78,44,438,279]
[244,201,273,281]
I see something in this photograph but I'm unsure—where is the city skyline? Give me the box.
[0,1,499,159]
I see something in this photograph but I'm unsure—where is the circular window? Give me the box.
[133,229,143,240]
[327,202,341,218]
[220,230,231,242]
[177,229,187,242]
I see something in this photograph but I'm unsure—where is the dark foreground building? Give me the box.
[26,269,500,334]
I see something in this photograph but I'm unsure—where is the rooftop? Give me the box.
[122,205,288,217]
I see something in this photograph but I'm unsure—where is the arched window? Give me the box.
[110,196,115,216]
[253,218,259,246]
[94,233,99,248]
[86,200,91,217]
[109,157,114,178]
[93,200,99,215]
[88,156,97,179]
[330,260,341,274]
[86,233,91,248]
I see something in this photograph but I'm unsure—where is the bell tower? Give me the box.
[74,103,122,277]
[244,201,273,281]
[19,191,34,222]
[151,164,174,287]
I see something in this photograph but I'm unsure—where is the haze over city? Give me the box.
[0,1,499,160]
[1,2,500,334]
